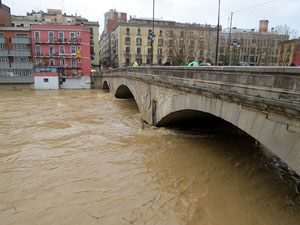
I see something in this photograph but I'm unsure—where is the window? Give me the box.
[59,46,65,54]
[0,33,4,37]
[49,46,54,56]
[0,44,6,50]
[137,47,141,54]
[50,58,55,66]
[159,30,163,36]
[169,40,173,47]
[148,30,152,35]
[16,33,28,38]
[158,39,163,46]
[34,32,40,42]
[180,31,184,38]
[58,32,64,41]
[44,78,49,82]
[78,59,81,63]
[54,18,57,22]
[190,39,194,47]
[70,32,75,41]
[126,47,130,53]
[125,37,130,45]
[36,58,42,66]
[77,32,80,36]
[147,48,151,54]
[71,58,76,67]
[77,46,81,50]
[179,40,184,47]
[60,58,65,67]
[71,46,76,54]
[136,38,142,45]
[137,28,141,35]
[35,45,41,56]
[49,32,54,42]
[157,48,162,55]
[126,28,130,35]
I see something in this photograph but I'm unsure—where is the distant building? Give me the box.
[31,24,91,89]
[278,39,300,66]
[218,20,289,66]
[99,9,218,67]
[0,27,33,77]
[12,9,100,67]
[0,0,11,27]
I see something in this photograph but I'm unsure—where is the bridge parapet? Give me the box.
[104,66,300,120]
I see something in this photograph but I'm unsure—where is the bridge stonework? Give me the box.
[101,66,300,175]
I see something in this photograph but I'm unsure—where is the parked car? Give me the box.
[237,62,249,66]
[199,62,211,66]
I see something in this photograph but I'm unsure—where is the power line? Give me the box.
[233,0,276,14]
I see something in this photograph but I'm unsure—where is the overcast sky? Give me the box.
[3,0,300,36]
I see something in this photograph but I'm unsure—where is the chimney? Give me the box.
[259,19,269,33]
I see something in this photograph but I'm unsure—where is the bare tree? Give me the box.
[275,24,298,39]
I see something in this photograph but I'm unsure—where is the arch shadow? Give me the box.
[115,85,134,99]
[102,81,110,92]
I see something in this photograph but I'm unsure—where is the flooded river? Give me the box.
[0,90,299,225]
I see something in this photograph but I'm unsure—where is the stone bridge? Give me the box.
[100,66,300,175]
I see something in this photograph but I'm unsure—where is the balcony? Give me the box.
[10,62,34,69]
[0,37,6,44]
[34,38,81,44]
[35,52,79,58]
[10,50,32,57]
[157,54,163,59]
[11,37,31,45]
[0,50,9,56]
[35,67,58,73]
[124,53,131,57]
[0,62,10,69]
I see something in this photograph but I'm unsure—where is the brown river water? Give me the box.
[0,89,300,225]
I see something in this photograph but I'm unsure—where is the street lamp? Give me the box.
[151,0,155,65]
[215,0,221,66]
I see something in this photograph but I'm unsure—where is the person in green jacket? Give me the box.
[133,61,139,67]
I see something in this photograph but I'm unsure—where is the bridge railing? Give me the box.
[103,66,300,118]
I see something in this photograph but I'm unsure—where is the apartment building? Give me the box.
[12,9,100,67]
[0,27,33,76]
[31,24,90,89]
[218,20,289,66]
[100,10,218,67]
[278,38,300,66]
[0,0,11,27]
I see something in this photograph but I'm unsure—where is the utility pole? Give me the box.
[228,12,233,65]
[215,0,221,66]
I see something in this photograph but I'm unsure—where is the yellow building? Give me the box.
[100,13,217,67]
[278,39,300,66]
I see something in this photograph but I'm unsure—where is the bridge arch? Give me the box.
[115,85,134,98]
[102,80,109,91]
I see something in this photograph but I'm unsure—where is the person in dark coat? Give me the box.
[164,59,171,66]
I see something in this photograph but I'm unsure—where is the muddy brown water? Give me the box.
[0,90,299,225]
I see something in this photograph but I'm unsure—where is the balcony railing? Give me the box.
[34,38,81,44]
[10,62,34,69]
[11,37,31,45]
[0,50,9,56]
[35,52,79,58]
[9,50,31,57]
[0,37,6,44]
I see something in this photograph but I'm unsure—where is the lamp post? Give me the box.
[215,0,220,66]
[150,0,155,65]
